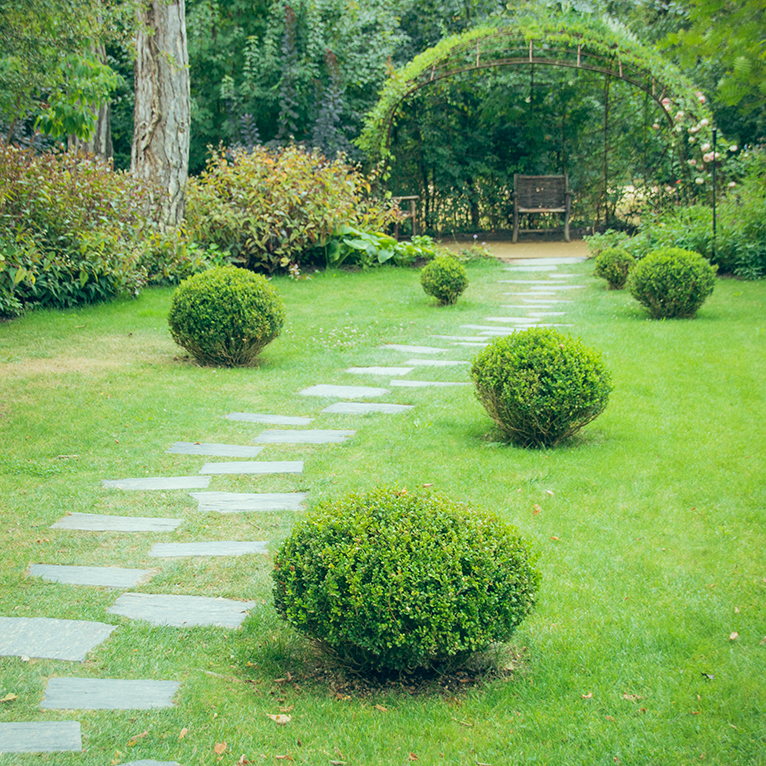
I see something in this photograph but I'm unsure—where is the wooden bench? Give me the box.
[513,174,572,243]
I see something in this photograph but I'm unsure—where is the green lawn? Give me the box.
[1,258,764,765]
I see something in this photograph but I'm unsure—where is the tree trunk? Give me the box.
[131,0,190,227]
[69,40,113,160]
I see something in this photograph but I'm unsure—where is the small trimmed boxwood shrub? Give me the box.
[272,486,541,675]
[168,266,285,367]
[420,255,468,305]
[594,247,634,290]
[627,247,717,319]
[471,328,612,448]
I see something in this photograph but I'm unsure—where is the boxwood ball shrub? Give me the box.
[168,266,285,367]
[272,486,541,674]
[420,254,468,305]
[594,247,634,290]
[627,247,717,318]
[471,328,612,448]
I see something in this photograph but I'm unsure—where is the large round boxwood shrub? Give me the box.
[168,266,285,366]
[627,247,717,318]
[594,247,634,290]
[471,328,612,448]
[272,486,541,674]
[420,255,468,305]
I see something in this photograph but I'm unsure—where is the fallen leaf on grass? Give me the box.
[622,694,643,702]
[214,742,227,755]
[0,693,17,703]
[545,490,554,496]
[423,483,434,488]
[690,711,701,715]
[760,636,766,645]
[581,692,593,699]
[267,714,291,725]
[236,756,250,765]
[551,536,560,541]
[408,754,418,761]
[606,716,614,721]
[127,731,149,747]
[179,727,188,740]
[729,632,739,641]
[374,704,388,712]
[329,761,346,765]
[532,504,541,515]
[275,756,294,761]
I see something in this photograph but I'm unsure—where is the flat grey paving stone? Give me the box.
[51,513,182,533]
[389,380,471,388]
[381,344,446,354]
[431,335,491,341]
[461,324,532,332]
[29,564,153,589]
[108,593,256,628]
[503,264,559,271]
[501,296,573,303]
[102,476,210,491]
[451,341,489,347]
[322,402,414,415]
[191,491,308,513]
[498,281,586,290]
[167,442,264,458]
[41,678,180,710]
[299,384,389,399]
[507,256,587,265]
[484,316,544,324]
[405,359,470,367]
[225,412,313,425]
[150,541,268,557]
[346,366,413,376]
[199,460,303,475]
[0,617,116,662]
[254,429,355,444]
[0,722,81,753]
[524,311,567,317]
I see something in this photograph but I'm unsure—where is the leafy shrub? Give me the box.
[420,255,468,305]
[272,486,541,674]
[186,145,397,274]
[594,247,634,290]
[313,228,443,269]
[168,266,285,366]
[471,328,612,448]
[140,229,231,286]
[627,247,717,319]
[0,145,152,314]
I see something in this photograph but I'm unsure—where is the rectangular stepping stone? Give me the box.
[381,344,446,354]
[191,491,308,513]
[524,312,567,317]
[322,402,414,415]
[29,564,153,589]
[0,617,116,662]
[507,256,586,265]
[404,359,470,367]
[431,335,490,341]
[299,384,389,399]
[199,460,303,475]
[501,296,572,303]
[346,366,413,376]
[499,281,585,289]
[0,722,81,753]
[503,264,559,271]
[167,442,264,458]
[461,324,531,332]
[102,476,210,491]
[149,541,268,557]
[484,316,543,323]
[108,593,257,628]
[253,429,355,444]
[41,678,180,711]
[51,513,182,532]
[225,412,313,425]
[389,380,471,388]
[451,341,489,347]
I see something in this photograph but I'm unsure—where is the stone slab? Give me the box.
[41,678,180,710]
[0,722,81,753]
[150,541,268,557]
[389,380,471,388]
[507,257,587,265]
[431,335,490,341]
[501,296,573,303]
[523,312,567,317]
[191,491,308,513]
[404,359,470,367]
[167,442,264,458]
[345,366,413,376]
[108,593,256,628]
[253,429,355,444]
[451,341,489,347]
[0,617,116,662]
[498,281,586,289]
[225,412,313,425]
[299,384,389,399]
[29,564,153,589]
[51,513,182,533]
[484,316,544,323]
[322,402,414,415]
[199,460,303,475]
[461,324,531,332]
[503,264,559,271]
[102,476,210,491]
[381,344,446,354]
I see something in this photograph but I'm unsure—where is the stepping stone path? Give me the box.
[108,593,257,628]
[149,541,268,557]
[199,460,303,475]
[381,344,446,354]
[323,402,413,414]
[253,429,355,444]
[405,359,470,367]
[29,564,153,589]
[167,442,264,458]
[390,380,471,388]
[51,513,182,532]
[102,476,210,491]
[41,678,180,710]
[0,617,115,661]
[0,722,82,753]
[300,383,389,398]
[190,491,308,513]
[346,366,414,376]
[225,412,313,425]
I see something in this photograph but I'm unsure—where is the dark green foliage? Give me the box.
[594,247,634,290]
[272,486,541,675]
[628,247,717,319]
[471,328,612,448]
[420,255,468,305]
[167,266,285,367]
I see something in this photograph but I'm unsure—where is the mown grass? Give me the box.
[1,258,764,766]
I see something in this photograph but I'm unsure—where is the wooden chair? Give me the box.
[512,174,572,243]
[392,195,418,239]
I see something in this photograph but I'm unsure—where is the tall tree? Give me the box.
[131,0,190,226]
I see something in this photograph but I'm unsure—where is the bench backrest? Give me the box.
[514,174,569,211]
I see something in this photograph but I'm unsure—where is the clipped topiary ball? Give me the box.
[168,265,285,367]
[420,255,468,305]
[594,247,634,290]
[627,247,717,319]
[272,486,541,675]
[471,328,612,448]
